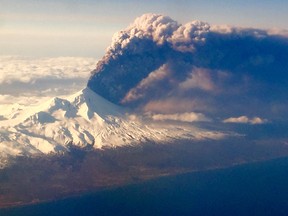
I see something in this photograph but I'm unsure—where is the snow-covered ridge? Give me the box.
[0,88,226,168]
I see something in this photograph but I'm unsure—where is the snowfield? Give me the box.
[0,87,226,168]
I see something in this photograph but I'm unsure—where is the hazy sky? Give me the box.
[1,0,288,57]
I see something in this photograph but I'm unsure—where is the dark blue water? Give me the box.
[2,157,288,216]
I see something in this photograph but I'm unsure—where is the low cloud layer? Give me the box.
[151,112,211,123]
[223,116,267,125]
[0,56,96,97]
[88,13,288,120]
[0,56,97,109]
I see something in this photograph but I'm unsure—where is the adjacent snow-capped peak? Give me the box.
[0,87,226,168]
[0,88,125,155]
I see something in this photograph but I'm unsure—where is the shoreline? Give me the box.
[1,156,287,210]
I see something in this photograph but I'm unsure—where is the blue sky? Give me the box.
[1,0,288,57]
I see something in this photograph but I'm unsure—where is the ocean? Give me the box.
[1,157,288,216]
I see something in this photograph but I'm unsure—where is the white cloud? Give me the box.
[0,56,97,97]
[0,56,97,114]
[151,112,211,123]
[223,116,267,124]
[0,56,96,84]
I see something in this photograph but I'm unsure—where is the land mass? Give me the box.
[1,137,288,209]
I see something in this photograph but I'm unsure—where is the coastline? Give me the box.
[1,156,288,210]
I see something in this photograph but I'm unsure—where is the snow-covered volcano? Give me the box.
[0,87,226,168]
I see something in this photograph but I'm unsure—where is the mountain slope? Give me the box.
[0,88,226,168]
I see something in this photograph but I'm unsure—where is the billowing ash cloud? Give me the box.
[87,13,288,120]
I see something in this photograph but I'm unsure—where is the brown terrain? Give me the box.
[1,137,288,209]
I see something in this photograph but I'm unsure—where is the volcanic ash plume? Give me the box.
[87,13,288,119]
